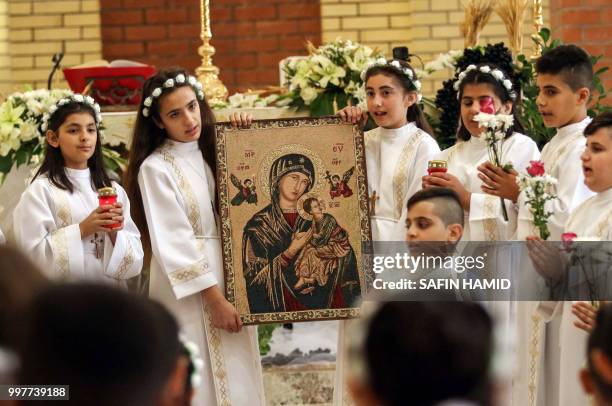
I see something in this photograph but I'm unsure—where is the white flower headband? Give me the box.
[142,73,205,117]
[180,335,204,388]
[453,64,516,100]
[40,94,102,132]
[361,58,422,97]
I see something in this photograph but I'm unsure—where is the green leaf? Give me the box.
[0,153,15,174]
[540,28,550,43]
[309,92,336,117]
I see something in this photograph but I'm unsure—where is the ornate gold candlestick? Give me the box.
[531,0,544,58]
[196,0,228,104]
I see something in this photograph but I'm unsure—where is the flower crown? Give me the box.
[179,335,204,388]
[40,93,102,132]
[142,73,205,117]
[453,64,517,100]
[361,58,422,93]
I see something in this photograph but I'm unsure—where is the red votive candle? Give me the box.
[98,187,121,230]
[428,160,448,175]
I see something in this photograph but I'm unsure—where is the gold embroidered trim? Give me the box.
[445,141,466,167]
[204,306,231,406]
[160,147,203,236]
[115,243,135,279]
[167,258,210,286]
[50,186,72,277]
[50,228,69,279]
[528,312,541,406]
[392,130,425,220]
[483,195,498,241]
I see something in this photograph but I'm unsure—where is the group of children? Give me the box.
[0,40,610,405]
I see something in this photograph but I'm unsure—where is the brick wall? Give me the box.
[549,0,612,101]
[0,1,9,94]
[100,0,322,94]
[321,0,550,97]
[2,0,102,93]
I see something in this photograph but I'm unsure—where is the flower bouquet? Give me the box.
[473,96,514,220]
[282,38,384,116]
[517,160,557,240]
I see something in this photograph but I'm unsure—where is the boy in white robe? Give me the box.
[493,45,599,406]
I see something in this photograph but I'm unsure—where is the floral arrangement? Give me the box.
[517,160,557,240]
[210,91,292,110]
[282,38,384,116]
[473,98,514,220]
[0,89,126,184]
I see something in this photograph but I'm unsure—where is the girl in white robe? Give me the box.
[423,64,540,240]
[338,58,440,242]
[123,68,265,406]
[12,94,143,283]
[335,58,439,405]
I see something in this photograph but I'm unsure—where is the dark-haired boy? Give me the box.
[580,303,612,406]
[511,45,598,406]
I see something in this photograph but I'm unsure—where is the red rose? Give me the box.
[527,160,545,177]
[479,96,495,114]
[561,232,577,251]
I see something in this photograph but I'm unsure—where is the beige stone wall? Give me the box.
[321,0,550,97]
[0,0,102,96]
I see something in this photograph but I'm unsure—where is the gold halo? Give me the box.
[296,192,323,221]
[257,144,326,201]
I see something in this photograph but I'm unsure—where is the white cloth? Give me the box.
[517,117,594,241]
[514,118,595,406]
[434,132,540,241]
[365,122,440,241]
[12,168,143,283]
[138,139,265,406]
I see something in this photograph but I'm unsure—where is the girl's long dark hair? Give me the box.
[123,68,217,263]
[365,60,434,136]
[456,63,525,141]
[34,102,111,193]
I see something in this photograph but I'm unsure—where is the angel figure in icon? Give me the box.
[230,174,257,206]
[325,166,354,199]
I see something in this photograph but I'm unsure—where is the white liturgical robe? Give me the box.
[434,132,540,241]
[364,122,440,241]
[13,167,143,283]
[514,117,595,406]
[138,139,265,406]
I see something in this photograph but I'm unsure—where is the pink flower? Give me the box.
[479,96,495,114]
[562,232,577,251]
[527,160,545,177]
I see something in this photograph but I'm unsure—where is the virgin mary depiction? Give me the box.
[242,153,360,314]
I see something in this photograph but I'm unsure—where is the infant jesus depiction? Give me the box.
[294,197,353,293]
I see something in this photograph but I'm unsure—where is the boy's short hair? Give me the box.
[584,111,612,137]
[536,45,594,91]
[587,303,612,401]
[365,302,493,406]
[18,283,182,406]
[407,188,464,227]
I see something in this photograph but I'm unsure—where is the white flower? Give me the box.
[73,94,84,103]
[491,70,504,80]
[152,88,162,97]
[163,79,175,88]
[466,64,477,71]
[502,79,513,90]
[185,341,200,357]
[195,81,203,90]
[48,105,58,114]
[20,120,39,142]
[143,97,153,107]
[300,86,319,105]
[192,373,202,388]
[142,108,150,117]
[480,65,491,73]
[390,60,401,69]
[197,91,205,100]
[413,80,421,91]
[58,98,69,106]
[85,96,95,105]
[26,99,44,115]
[94,104,101,113]
[188,76,197,86]
[96,114,102,124]
[175,74,186,84]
